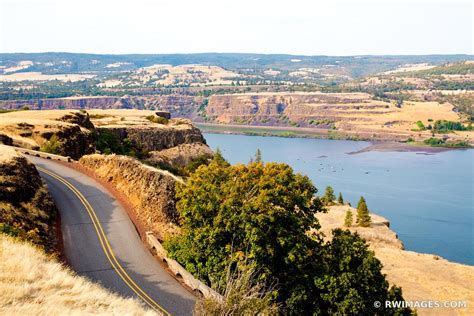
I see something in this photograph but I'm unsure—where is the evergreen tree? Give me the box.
[337,192,344,204]
[344,210,353,227]
[356,196,371,227]
[255,148,262,163]
[213,148,229,166]
[318,229,412,315]
[323,186,336,205]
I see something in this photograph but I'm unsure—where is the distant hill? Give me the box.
[0,52,471,78]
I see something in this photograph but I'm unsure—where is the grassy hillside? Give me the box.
[0,235,152,315]
[0,52,470,77]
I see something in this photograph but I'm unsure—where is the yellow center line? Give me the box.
[37,166,171,316]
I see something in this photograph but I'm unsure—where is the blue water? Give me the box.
[204,133,474,265]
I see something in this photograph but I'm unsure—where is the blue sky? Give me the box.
[0,0,472,55]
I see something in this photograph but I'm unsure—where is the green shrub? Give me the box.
[154,161,185,176]
[423,137,445,146]
[433,120,467,132]
[40,134,62,154]
[184,155,211,175]
[415,120,426,130]
[95,130,148,159]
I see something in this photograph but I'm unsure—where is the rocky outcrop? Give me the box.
[0,111,95,159]
[146,142,214,169]
[97,119,206,152]
[0,145,57,252]
[42,124,95,159]
[0,97,120,110]
[58,111,95,129]
[205,92,392,127]
[79,154,181,239]
[0,95,203,118]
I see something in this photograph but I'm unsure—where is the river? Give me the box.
[204,133,474,265]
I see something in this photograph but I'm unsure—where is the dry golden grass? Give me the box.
[0,235,154,315]
[318,205,474,316]
[0,144,18,162]
[2,61,34,73]
[86,109,155,127]
[86,109,195,131]
[0,71,95,82]
[0,111,78,149]
[0,72,95,82]
[383,63,436,74]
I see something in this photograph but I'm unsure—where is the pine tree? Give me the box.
[356,196,371,227]
[213,148,229,166]
[323,186,336,205]
[255,148,262,163]
[338,192,344,204]
[344,210,353,227]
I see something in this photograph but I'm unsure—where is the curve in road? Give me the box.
[28,156,196,316]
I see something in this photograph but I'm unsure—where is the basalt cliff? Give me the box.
[2,92,470,144]
[0,109,212,162]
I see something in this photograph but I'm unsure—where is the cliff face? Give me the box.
[0,109,213,160]
[0,145,57,252]
[146,143,214,169]
[1,93,465,143]
[79,154,181,239]
[0,95,203,118]
[205,92,392,127]
[0,111,95,159]
[97,119,206,152]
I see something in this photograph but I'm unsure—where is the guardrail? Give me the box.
[5,145,73,162]
[145,232,223,302]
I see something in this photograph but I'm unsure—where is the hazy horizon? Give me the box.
[1,52,473,57]
[1,0,472,56]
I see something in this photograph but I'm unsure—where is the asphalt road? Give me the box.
[28,156,196,316]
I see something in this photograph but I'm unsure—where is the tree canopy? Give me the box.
[322,185,336,205]
[165,156,410,314]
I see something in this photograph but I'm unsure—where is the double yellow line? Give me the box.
[37,167,170,316]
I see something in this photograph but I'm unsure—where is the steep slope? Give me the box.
[0,145,57,252]
[0,146,152,314]
[0,235,152,315]
[79,154,182,239]
[0,111,95,159]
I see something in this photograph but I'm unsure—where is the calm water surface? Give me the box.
[204,133,474,265]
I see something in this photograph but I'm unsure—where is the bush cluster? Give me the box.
[165,154,411,314]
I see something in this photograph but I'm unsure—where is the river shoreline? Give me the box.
[345,141,461,155]
[198,123,472,153]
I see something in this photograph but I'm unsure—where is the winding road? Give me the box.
[28,156,196,316]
